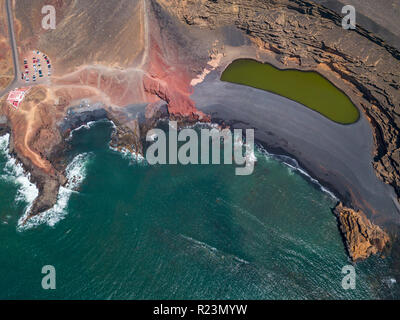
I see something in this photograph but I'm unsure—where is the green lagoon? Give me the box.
[221,59,360,124]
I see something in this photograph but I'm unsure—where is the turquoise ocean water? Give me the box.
[0,120,398,299]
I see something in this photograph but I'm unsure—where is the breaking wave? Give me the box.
[0,133,9,151]
[234,134,257,167]
[109,146,146,165]
[66,121,98,140]
[256,144,338,200]
[180,234,250,265]
[185,121,258,166]
[17,152,93,231]
[0,134,39,208]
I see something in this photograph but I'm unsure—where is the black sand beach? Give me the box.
[192,70,400,230]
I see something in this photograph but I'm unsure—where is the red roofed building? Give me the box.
[7,88,30,109]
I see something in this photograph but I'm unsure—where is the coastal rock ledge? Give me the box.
[334,203,390,262]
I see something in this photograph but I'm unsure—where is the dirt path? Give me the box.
[138,0,149,69]
[0,0,19,98]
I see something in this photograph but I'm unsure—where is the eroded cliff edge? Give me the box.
[154,0,400,261]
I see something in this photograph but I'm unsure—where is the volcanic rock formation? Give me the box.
[334,203,390,261]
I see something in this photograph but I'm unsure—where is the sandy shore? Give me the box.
[192,70,400,230]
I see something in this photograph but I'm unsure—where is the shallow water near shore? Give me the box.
[0,121,399,299]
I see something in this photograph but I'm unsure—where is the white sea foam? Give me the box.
[178,121,258,168]
[233,257,250,264]
[181,235,218,253]
[109,120,117,130]
[0,133,9,151]
[256,144,338,200]
[234,134,258,167]
[107,120,146,163]
[0,134,39,208]
[181,234,250,265]
[66,121,98,140]
[17,152,93,231]
[383,277,397,288]
[182,121,220,130]
[109,145,146,164]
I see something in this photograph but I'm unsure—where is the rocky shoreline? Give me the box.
[171,0,400,261]
[19,99,202,219]
[1,101,392,261]
[0,126,64,225]
[0,0,398,263]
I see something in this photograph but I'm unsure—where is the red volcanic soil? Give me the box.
[141,8,209,121]
[13,0,208,121]
[53,22,209,121]
[0,0,211,218]
[143,38,198,117]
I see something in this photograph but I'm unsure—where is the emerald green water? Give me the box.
[221,59,360,124]
[0,121,398,299]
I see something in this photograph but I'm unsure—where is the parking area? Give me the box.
[21,50,52,83]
